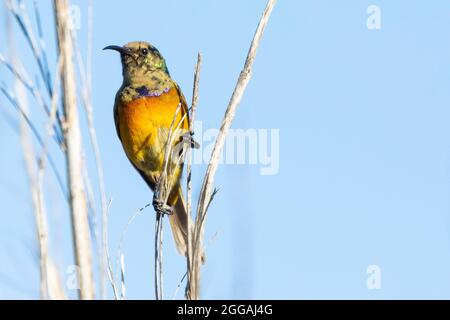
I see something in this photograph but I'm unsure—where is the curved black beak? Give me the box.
[103,45,132,57]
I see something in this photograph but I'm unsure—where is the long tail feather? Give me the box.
[169,188,189,256]
[168,187,205,262]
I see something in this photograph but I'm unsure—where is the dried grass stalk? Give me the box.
[186,0,277,300]
[185,53,202,299]
[53,0,94,300]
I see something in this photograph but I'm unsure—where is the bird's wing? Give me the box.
[173,82,200,149]
[173,81,190,123]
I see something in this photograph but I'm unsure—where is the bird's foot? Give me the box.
[182,132,200,149]
[152,197,173,216]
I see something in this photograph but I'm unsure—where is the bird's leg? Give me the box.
[152,191,173,216]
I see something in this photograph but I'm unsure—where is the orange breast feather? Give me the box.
[118,88,188,173]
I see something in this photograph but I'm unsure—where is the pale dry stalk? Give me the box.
[53,0,94,300]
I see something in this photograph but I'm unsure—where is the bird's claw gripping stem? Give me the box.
[182,132,200,149]
[152,196,173,216]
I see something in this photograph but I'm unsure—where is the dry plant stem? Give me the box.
[115,203,150,300]
[35,61,60,298]
[188,0,277,300]
[16,71,50,300]
[72,15,108,299]
[35,57,67,300]
[4,9,65,299]
[0,84,67,197]
[6,0,52,94]
[120,253,126,300]
[20,107,49,299]
[185,53,202,299]
[32,0,51,86]
[54,0,94,300]
[154,212,164,300]
[153,103,185,300]
[105,199,119,300]
[86,0,107,300]
[173,272,187,299]
[0,54,63,145]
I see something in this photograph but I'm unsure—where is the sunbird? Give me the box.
[104,41,193,257]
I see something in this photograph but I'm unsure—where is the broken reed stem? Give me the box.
[53,0,94,300]
[185,53,202,300]
[187,0,277,300]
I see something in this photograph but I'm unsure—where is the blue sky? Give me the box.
[2,0,450,299]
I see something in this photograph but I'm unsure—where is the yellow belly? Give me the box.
[117,88,189,183]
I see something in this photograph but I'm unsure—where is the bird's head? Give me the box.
[104,41,169,86]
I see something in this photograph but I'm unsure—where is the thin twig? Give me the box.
[85,0,105,300]
[34,55,63,300]
[37,56,62,171]
[0,84,67,196]
[116,203,150,282]
[72,18,108,300]
[120,253,126,300]
[12,33,50,301]
[105,199,119,300]
[6,0,66,142]
[154,212,164,300]
[0,53,64,144]
[173,272,187,300]
[185,53,202,299]
[7,6,65,298]
[32,0,52,95]
[6,0,53,95]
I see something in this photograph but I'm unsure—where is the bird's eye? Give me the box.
[141,48,149,55]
